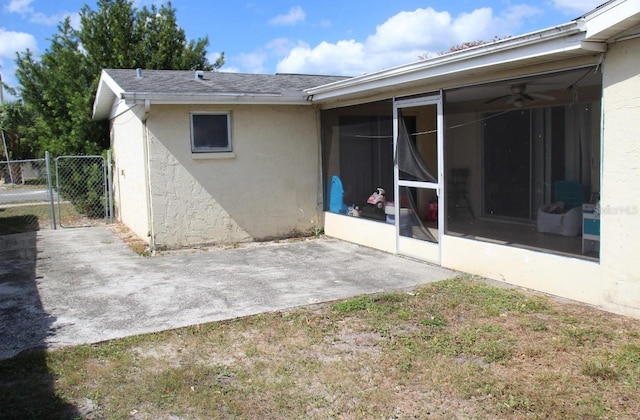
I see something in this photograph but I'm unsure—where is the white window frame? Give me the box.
[190,112,232,153]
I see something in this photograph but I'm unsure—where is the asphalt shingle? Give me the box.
[105,69,349,97]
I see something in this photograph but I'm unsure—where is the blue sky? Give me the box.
[1,0,605,98]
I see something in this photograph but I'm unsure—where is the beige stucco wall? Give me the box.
[325,212,396,253]
[111,106,150,242]
[441,235,604,301]
[145,104,322,248]
[598,37,640,316]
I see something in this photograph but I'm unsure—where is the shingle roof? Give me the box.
[93,69,349,120]
[105,69,348,97]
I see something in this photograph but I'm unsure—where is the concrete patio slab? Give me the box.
[0,227,457,359]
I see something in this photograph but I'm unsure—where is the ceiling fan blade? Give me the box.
[484,94,511,104]
[523,93,535,101]
[505,96,517,105]
[530,93,556,101]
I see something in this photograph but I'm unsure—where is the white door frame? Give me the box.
[393,93,444,264]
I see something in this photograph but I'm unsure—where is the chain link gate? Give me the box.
[54,153,113,228]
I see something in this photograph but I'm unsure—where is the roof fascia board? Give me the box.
[121,92,312,106]
[581,40,609,52]
[91,89,105,119]
[308,27,587,102]
[92,70,125,119]
[583,0,640,41]
[101,70,125,97]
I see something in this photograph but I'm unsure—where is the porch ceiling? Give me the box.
[444,65,602,104]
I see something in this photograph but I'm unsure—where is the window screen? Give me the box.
[191,113,231,152]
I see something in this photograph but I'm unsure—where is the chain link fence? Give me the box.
[55,155,113,228]
[0,152,113,235]
[0,158,55,235]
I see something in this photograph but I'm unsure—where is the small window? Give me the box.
[190,113,232,152]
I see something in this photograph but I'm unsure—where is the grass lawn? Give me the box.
[0,202,90,234]
[0,203,53,234]
[1,277,639,418]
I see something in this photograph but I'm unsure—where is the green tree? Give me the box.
[131,3,223,70]
[79,0,138,72]
[15,19,104,157]
[12,0,224,157]
[79,0,224,75]
[0,100,36,160]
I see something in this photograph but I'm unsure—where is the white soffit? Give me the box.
[583,0,640,42]
[92,70,125,120]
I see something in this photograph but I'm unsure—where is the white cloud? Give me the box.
[276,5,541,76]
[30,11,77,26]
[278,40,368,76]
[208,51,223,61]
[269,6,306,26]
[265,37,296,56]
[551,0,605,15]
[5,0,79,27]
[207,51,225,67]
[0,29,38,98]
[4,0,34,15]
[68,12,81,30]
[219,66,240,73]
[0,28,38,58]
[236,52,268,73]
[224,38,297,74]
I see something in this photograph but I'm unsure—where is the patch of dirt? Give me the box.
[109,223,151,256]
[329,327,384,359]
[75,398,98,419]
[132,342,183,368]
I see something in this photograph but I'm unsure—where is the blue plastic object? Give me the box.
[328,175,348,214]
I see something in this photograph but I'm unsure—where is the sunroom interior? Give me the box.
[321,66,602,261]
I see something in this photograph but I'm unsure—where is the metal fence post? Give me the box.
[55,156,62,227]
[45,151,56,229]
[107,150,114,223]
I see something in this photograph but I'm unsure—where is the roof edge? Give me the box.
[582,0,640,42]
[121,92,313,106]
[92,70,125,120]
[305,21,583,97]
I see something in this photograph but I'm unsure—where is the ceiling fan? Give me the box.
[485,83,556,107]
